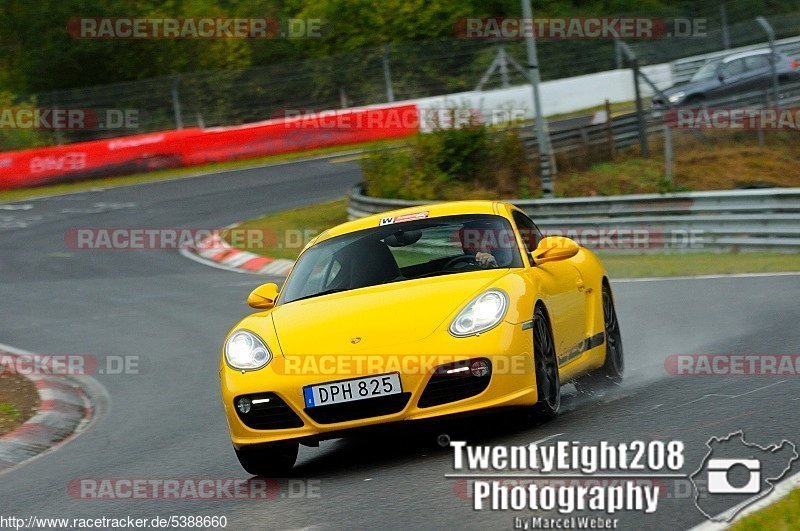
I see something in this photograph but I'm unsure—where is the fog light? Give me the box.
[470,360,489,377]
[236,397,252,414]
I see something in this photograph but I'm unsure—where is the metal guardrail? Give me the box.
[348,187,800,251]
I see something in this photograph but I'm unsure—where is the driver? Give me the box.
[458,222,514,268]
[475,247,499,268]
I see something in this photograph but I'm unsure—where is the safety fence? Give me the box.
[8,9,800,150]
[347,187,800,251]
[3,24,800,190]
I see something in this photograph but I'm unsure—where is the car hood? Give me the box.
[271,269,510,356]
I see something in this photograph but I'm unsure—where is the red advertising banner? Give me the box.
[0,104,419,190]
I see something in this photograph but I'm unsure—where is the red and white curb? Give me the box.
[0,344,107,475]
[182,231,294,276]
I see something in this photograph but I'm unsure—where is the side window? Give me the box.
[512,211,542,253]
[323,259,343,289]
[721,59,745,77]
[744,55,769,70]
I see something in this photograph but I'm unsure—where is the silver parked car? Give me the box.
[653,49,800,107]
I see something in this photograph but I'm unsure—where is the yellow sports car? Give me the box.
[220,200,623,475]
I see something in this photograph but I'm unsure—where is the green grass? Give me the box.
[226,200,800,277]
[0,402,20,423]
[0,138,407,203]
[230,198,349,259]
[598,252,800,278]
[730,487,800,531]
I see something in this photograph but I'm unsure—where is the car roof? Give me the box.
[314,200,509,243]
[721,49,776,62]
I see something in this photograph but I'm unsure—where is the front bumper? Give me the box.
[220,324,537,447]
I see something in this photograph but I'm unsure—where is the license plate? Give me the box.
[303,373,402,408]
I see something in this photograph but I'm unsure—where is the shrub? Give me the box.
[361,117,533,200]
[0,92,50,151]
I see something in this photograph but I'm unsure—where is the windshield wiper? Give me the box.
[287,288,347,303]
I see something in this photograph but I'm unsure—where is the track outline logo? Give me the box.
[690,430,798,522]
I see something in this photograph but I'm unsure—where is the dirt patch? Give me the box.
[0,372,40,436]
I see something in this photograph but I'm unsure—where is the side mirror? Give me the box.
[247,283,279,309]
[530,236,580,265]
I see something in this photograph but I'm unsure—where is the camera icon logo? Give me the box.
[706,458,761,494]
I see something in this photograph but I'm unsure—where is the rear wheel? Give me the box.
[235,442,298,476]
[531,305,560,419]
[575,282,624,392]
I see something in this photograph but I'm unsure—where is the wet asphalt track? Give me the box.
[1,156,799,530]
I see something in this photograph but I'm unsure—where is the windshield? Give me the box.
[279,214,524,304]
[690,60,722,82]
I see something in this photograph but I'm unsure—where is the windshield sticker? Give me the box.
[379,211,429,226]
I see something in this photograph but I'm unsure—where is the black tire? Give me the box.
[531,305,561,419]
[235,442,298,477]
[575,282,624,392]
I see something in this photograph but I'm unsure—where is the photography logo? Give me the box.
[690,431,798,522]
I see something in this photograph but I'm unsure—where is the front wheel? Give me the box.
[575,282,624,392]
[235,442,298,476]
[531,305,561,419]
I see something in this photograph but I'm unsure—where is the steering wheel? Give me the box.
[442,254,478,271]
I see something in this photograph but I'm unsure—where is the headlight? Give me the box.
[668,92,685,103]
[225,330,272,370]
[449,289,509,337]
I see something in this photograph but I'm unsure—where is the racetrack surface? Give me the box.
[0,157,798,530]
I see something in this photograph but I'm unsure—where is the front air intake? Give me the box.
[417,358,492,408]
[234,392,304,430]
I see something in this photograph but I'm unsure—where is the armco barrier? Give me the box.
[0,104,419,190]
[348,187,800,251]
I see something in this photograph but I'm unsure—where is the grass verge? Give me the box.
[0,403,19,422]
[730,487,800,531]
[0,138,406,203]
[225,200,800,277]
[0,373,40,436]
[597,252,800,278]
[231,198,349,259]
[556,138,800,197]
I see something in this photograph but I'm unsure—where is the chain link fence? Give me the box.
[7,9,800,150]
[628,12,800,65]
[29,37,617,146]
